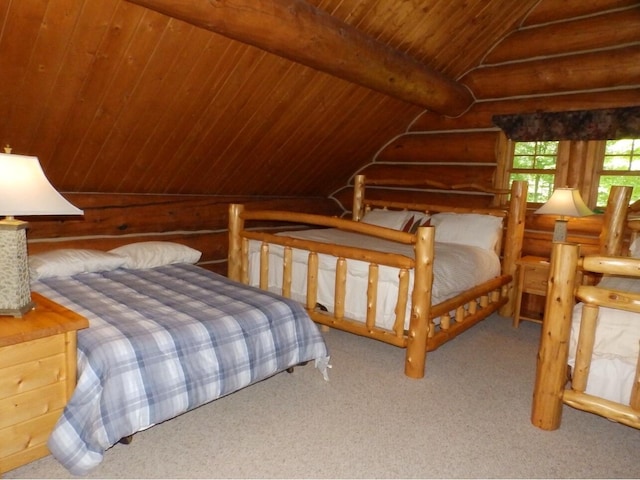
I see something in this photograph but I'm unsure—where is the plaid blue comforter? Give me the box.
[32,264,329,475]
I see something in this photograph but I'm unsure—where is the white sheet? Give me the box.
[248,228,501,331]
[568,292,640,406]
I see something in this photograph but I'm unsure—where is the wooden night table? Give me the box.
[0,292,88,474]
[513,256,550,327]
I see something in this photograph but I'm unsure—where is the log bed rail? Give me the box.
[531,242,640,430]
[228,177,528,378]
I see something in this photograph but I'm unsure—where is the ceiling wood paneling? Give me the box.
[1,0,633,198]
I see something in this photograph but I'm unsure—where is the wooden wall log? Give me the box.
[333,187,496,213]
[357,164,496,190]
[376,132,498,163]
[125,0,473,115]
[410,88,640,131]
[523,0,639,26]
[463,45,640,99]
[486,8,640,64]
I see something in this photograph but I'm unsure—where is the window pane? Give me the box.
[598,138,640,207]
[603,155,631,171]
[510,173,555,203]
[597,175,640,206]
[513,155,533,169]
[511,141,559,203]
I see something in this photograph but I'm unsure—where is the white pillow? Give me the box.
[29,249,126,280]
[430,212,503,250]
[361,209,414,230]
[109,241,202,269]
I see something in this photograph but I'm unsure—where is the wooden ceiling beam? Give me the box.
[125,0,474,116]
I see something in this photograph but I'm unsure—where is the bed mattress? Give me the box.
[248,228,501,330]
[32,263,329,475]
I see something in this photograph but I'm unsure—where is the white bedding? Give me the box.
[568,276,640,406]
[248,228,501,331]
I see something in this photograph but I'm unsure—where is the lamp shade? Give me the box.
[534,188,593,218]
[0,153,83,216]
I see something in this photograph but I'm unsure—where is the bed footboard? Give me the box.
[532,242,640,430]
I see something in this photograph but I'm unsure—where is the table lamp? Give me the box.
[535,187,594,242]
[0,148,83,317]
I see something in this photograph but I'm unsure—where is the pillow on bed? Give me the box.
[361,209,413,230]
[430,212,503,251]
[109,241,202,269]
[361,209,429,231]
[29,249,127,280]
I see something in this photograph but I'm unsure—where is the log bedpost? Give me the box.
[228,203,244,282]
[531,241,580,430]
[499,180,528,317]
[405,225,434,379]
[599,185,632,256]
[352,174,366,221]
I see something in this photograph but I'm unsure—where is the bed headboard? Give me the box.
[350,174,515,222]
[349,174,528,316]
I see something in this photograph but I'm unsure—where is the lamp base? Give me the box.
[0,301,36,318]
[552,218,568,243]
[0,218,34,318]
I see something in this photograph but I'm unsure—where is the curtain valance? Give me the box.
[492,106,640,141]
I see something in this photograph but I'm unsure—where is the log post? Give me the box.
[631,342,640,411]
[228,204,244,281]
[352,174,366,221]
[499,180,527,317]
[571,303,598,393]
[600,185,632,256]
[405,225,434,379]
[531,242,579,430]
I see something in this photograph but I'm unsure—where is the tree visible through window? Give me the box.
[596,138,640,207]
[509,141,558,203]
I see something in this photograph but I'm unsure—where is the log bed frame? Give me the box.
[228,175,529,378]
[532,185,640,430]
[531,242,640,430]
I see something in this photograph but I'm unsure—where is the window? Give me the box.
[509,141,559,203]
[595,138,640,207]
[507,138,640,209]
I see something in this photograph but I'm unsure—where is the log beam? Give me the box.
[464,45,640,100]
[125,0,473,116]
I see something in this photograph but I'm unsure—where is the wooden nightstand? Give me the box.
[0,292,88,474]
[513,256,550,327]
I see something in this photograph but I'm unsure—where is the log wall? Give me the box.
[332,2,640,262]
[26,194,340,275]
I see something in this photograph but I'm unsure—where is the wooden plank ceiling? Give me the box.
[1,0,540,196]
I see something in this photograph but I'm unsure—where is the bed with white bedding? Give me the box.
[229,176,530,378]
[29,245,329,475]
[532,242,640,430]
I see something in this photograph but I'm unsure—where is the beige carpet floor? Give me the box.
[6,315,640,479]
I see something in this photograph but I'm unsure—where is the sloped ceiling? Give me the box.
[0,0,608,196]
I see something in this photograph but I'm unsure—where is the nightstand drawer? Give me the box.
[524,265,550,295]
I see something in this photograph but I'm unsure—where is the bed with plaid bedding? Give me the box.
[32,263,329,475]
